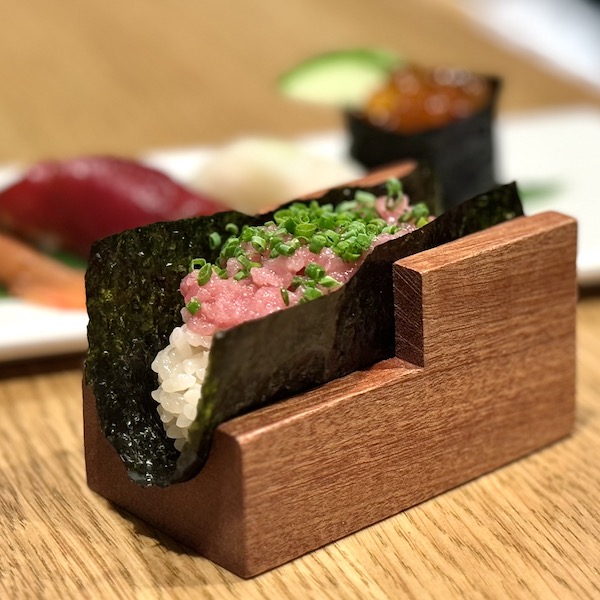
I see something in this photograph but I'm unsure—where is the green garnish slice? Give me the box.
[278,48,403,109]
[305,262,326,281]
[189,258,206,272]
[208,232,221,250]
[224,223,239,236]
[186,298,201,315]
[385,178,403,209]
[301,287,323,302]
[196,263,212,286]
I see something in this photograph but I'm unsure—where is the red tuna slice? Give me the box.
[0,156,228,258]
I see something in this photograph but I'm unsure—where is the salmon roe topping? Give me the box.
[363,65,492,134]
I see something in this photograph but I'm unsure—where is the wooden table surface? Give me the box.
[1,1,599,598]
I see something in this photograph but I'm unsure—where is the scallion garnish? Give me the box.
[302,287,323,302]
[186,298,201,315]
[197,262,212,286]
[319,275,342,288]
[295,222,317,238]
[238,255,260,270]
[411,203,430,220]
[189,258,206,272]
[186,179,432,307]
[251,235,267,252]
[213,265,228,279]
[309,234,326,254]
[208,232,222,250]
[385,178,403,209]
[305,262,325,281]
[355,190,377,204]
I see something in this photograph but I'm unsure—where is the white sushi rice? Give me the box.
[150,325,212,452]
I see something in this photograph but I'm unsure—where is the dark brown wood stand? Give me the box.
[84,211,577,578]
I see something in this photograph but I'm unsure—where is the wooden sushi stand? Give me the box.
[2,0,600,598]
[84,210,577,577]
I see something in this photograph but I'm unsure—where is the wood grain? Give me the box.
[1,0,600,597]
[84,212,576,578]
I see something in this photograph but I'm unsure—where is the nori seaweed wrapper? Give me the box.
[345,77,501,211]
[85,171,522,487]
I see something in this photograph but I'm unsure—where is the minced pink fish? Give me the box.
[180,206,417,336]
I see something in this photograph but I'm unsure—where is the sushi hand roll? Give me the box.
[84,163,522,487]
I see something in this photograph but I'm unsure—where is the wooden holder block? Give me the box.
[84,211,577,578]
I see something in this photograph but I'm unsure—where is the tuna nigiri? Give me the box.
[0,156,227,258]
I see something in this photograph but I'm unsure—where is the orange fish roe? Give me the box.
[364,65,492,134]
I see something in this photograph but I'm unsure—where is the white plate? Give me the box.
[0,300,88,362]
[496,106,600,284]
[0,107,598,361]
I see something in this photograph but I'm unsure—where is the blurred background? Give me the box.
[0,0,598,162]
[456,0,600,95]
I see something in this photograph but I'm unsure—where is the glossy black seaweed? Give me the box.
[346,78,501,211]
[85,174,522,487]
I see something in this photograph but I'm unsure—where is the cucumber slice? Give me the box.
[278,48,403,109]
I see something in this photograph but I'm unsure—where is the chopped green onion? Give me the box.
[302,287,323,301]
[341,251,362,262]
[411,203,430,220]
[305,262,325,281]
[251,235,267,252]
[197,262,212,286]
[309,234,327,254]
[240,228,253,242]
[317,214,335,230]
[319,275,342,288]
[386,177,402,199]
[275,243,295,257]
[354,190,377,204]
[213,265,228,279]
[324,230,340,245]
[189,258,206,272]
[336,200,356,213]
[183,184,431,299]
[273,209,289,226]
[284,218,297,234]
[238,255,260,270]
[186,298,201,315]
[208,232,221,250]
[357,232,371,247]
[220,237,240,259]
[290,276,304,290]
[295,222,317,238]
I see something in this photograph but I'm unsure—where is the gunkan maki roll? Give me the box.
[346,64,501,210]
